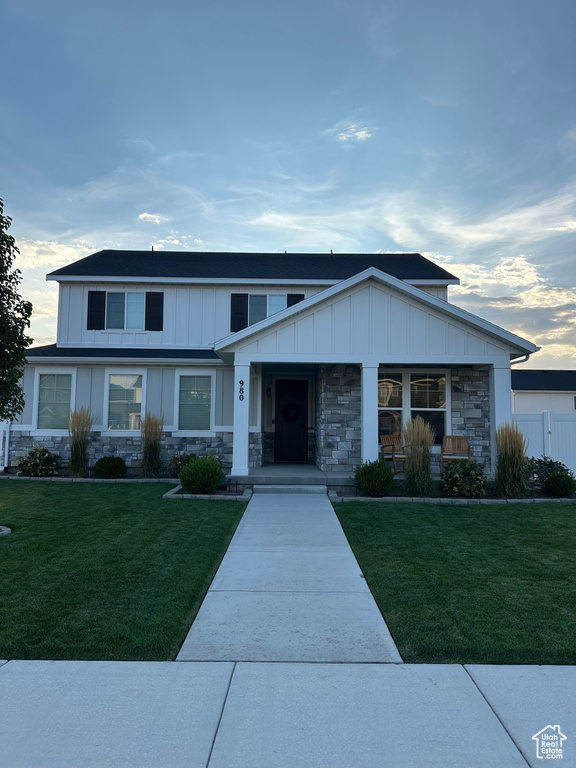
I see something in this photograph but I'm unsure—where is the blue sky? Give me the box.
[2,0,575,367]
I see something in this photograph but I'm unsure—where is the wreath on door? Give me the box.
[281,401,302,423]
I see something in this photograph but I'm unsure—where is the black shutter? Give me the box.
[230,294,249,332]
[287,293,305,307]
[145,292,164,331]
[87,291,106,330]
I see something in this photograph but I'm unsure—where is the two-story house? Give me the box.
[9,251,538,479]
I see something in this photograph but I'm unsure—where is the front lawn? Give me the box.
[335,501,576,664]
[0,481,245,660]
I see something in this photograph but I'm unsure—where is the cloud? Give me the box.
[546,220,576,233]
[324,121,374,143]
[16,239,88,269]
[138,212,170,224]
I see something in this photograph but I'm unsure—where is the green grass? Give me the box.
[335,501,576,664]
[0,481,245,661]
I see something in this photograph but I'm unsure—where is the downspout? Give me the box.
[2,420,9,472]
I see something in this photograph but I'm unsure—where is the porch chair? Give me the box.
[440,435,471,472]
[379,434,406,474]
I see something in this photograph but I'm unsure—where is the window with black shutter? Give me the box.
[87,291,106,330]
[145,292,164,331]
[287,293,305,307]
[230,293,249,332]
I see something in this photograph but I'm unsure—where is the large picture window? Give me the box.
[378,370,448,445]
[38,374,72,429]
[108,374,143,430]
[178,376,212,430]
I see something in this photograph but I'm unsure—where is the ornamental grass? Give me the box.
[68,407,94,477]
[401,416,435,496]
[141,411,164,477]
[495,422,528,498]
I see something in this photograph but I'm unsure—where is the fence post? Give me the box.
[543,411,552,457]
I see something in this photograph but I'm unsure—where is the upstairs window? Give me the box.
[230,293,304,332]
[87,291,163,331]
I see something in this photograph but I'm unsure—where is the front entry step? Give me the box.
[252,485,328,495]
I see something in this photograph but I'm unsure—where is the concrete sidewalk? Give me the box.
[1,660,574,767]
[177,492,402,662]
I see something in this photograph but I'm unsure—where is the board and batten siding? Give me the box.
[56,283,324,348]
[234,281,510,363]
[14,365,242,433]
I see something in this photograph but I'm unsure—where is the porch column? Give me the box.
[489,364,512,471]
[361,363,379,464]
[231,363,251,475]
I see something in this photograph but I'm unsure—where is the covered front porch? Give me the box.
[214,267,537,480]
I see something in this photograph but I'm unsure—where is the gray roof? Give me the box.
[48,250,459,282]
[511,369,576,391]
[26,345,219,360]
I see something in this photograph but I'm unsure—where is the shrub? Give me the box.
[495,423,528,498]
[402,416,435,496]
[355,460,394,497]
[94,456,127,479]
[544,471,576,498]
[68,407,94,477]
[527,456,572,491]
[179,455,224,494]
[167,452,197,478]
[17,446,60,477]
[441,460,487,498]
[141,412,164,478]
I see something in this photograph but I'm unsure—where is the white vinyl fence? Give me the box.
[512,412,576,474]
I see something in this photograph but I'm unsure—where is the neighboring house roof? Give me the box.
[26,344,220,362]
[215,267,539,358]
[512,369,576,391]
[47,250,460,283]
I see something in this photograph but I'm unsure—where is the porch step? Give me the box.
[252,484,328,494]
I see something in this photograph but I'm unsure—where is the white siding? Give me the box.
[57,283,321,348]
[234,280,511,363]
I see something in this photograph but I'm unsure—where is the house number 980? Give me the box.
[238,380,245,401]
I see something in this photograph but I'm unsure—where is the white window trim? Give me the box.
[31,367,77,434]
[104,367,147,435]
[173,368,216,436]
[378,369,451,449]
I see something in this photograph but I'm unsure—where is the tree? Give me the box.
[0,199,32,420]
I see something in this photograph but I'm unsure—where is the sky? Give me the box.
[2,0,575,368]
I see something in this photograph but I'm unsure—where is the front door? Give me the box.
[274,379,308,463]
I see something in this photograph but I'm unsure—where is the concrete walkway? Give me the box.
[177,492,402,662]
[1,492,574,767]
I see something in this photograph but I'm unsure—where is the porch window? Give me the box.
[378,373,403,436]
[410,374,446,444]
[378,370,448,445]
[38,374,72,429]
[178,375,212,430]
[108,374,143,430]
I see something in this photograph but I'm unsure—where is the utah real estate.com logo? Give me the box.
[532,725,567,760]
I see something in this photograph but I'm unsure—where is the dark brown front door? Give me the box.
[274,379,308,463]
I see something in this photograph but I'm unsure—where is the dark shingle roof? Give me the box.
[511,370,576,391]
[48,250,459,282]
[26,345,219,360]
